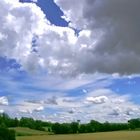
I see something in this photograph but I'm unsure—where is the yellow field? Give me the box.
[17,131,140,140]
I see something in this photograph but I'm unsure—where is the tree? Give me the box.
[52,123,61,134]
[89,120,102,132]
[70,122,79,133]
[128,118,140,129]
[0,127,15,140]
[79,124,87,133]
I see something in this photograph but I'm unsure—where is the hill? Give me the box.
[10,127,48,136]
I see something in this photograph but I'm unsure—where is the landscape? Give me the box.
[1,0,140,140]
[1,113,140,140]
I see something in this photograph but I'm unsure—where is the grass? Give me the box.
[17,131,140,140]
[10,127,48,136]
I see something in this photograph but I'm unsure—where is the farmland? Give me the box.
[17,131,140,140]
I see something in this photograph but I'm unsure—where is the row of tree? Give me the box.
[1,113,140,135]
[0,113,51,131]
[51,120,129,134]
[51,118,140,134]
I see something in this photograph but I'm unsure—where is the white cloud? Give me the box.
[86,96,108,104]
[34,106,44,112]
[0,96,8,105]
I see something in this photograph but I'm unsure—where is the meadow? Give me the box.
[17,131,140,140]
[10,127,48,136]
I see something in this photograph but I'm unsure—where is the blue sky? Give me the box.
[0,0,140,123]
[20,0,68,26]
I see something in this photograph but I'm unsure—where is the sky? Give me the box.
[0,0,140,123]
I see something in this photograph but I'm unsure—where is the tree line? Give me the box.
[0,113,140,135]
[51,120,129,134]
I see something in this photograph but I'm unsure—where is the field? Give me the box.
[10,127,48,136]
[17,131,140,140]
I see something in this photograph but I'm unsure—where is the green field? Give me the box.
[17,131,140,140]
[10,127,48,136]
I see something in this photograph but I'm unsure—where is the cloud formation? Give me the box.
[54,0,140,75]
[40,88,140,123]
[0,72,140,123]
[1,0,140,76]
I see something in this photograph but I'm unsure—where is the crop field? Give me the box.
[17,131,140,140]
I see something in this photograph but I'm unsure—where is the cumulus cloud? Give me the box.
[28,88,140,123]
[54,0,140,75]
[0,96,8,105]
[0,0,48,72]
[80,88,140,122]
[86,96,108,104]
